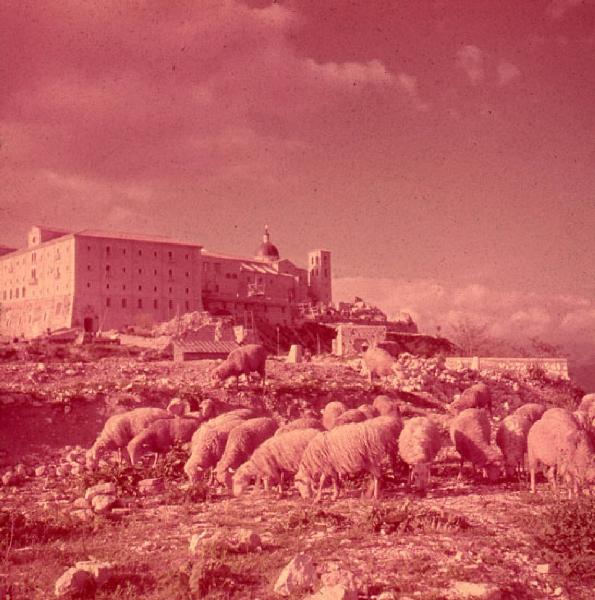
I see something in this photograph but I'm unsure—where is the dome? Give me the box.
[255,226,280,260]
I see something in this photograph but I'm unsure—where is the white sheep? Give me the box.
[527,415,584,495]
[449,408,502,481]
[513,402,546,423]
[184,408,255,483]
[126,416,202,466]
[211,344,268,388]
[372,395,401,418]
[557,429,595,498]
[333,408,367,427]
[541,407,580,427]
[357,403,379,419]
[495,413,533,478]
[294,415,404,502]
[232,428,321,497]
[214,417,278,488]
[398,416,442,493]
[321,401,347,430]
[274,417,324,437]
[450,383,492,414]
[86,407,172,468]
[166,397,191,416]
[362,347,395,383]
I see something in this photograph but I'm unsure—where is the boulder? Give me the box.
[54,568,95,598]
[84,482,116,502]
[138,478,165,496]
[74,561,115,587]
[450,581,502,600]
[274,553,317,596]
[91,494,116,514]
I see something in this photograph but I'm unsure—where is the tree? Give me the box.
[449,316,491,356]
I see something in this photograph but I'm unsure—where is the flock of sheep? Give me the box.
[84,344,595,501]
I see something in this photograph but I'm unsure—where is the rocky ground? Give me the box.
[0,351,592,599]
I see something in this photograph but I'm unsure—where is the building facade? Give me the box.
[0,225,332,337]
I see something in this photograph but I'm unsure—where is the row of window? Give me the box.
[106,298,191,311]
[2,287,26,300]
[98,246,192,261]
[94,265,191,278]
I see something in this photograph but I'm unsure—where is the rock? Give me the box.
[91,494,116,514]
[35,466,46,477]
[74,561,115,587]
[138,478,165,496]
[84,482,116,502]
[71,509,94,521]
[233,529,261,553]
[1,472,18,486]
[189,532,209,555]
[450,581,501,600]
[54,567,95,598]
[306,585,356,600]
[320,569,358,597]
[287,345,303,364]
[273,553,317,596]
[536,563,550,574]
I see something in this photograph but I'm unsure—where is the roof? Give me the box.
[255,241,280,260]
[76,229,201,248]
[173,340,238,354]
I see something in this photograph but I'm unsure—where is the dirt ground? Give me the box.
[0,356,592,599]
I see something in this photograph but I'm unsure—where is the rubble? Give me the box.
[274,553,317,596]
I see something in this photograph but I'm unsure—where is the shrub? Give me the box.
[527,496,595,580]
[188,542,236,599]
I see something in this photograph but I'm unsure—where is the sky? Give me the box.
[1,1,594,384]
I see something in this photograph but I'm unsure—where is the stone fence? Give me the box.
[444,356,569,380]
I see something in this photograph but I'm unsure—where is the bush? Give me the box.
[527,496,595,580]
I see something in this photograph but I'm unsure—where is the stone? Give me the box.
[189,531,209,555]
[320,569,358,597]
[273,553,317,596]
[287,344,303,364]
[84,482,116,502]
[91,494,116,514]
[306,585,356,600]
[450,581,501,600]
[1,472,18,487]
[233,529,261,553]
[35,466,46,477]
[71,509,94,521]
[138,478,165,495]
[54,567,95,597]
[74,561,115,587]
[536,563,550,574]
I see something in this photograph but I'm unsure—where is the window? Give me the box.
[168,287,172,294]
[185,254,189,260]
[106,246,111,257]
[122,284,126,290]
[153,286,157,292]
[87,265,91,271]
[153,251,157,258]
[185,271,189,277]
[106,297,111,307]
[153,299,158,309]
[32,252,36,263]
[106,283,110,289]
[138,299,143,309]
[22,287,25,298]
[138,250,142,256]
[168,251,173,260]
[185,301,189,310]
[86,283,91,288]
[185,288,189,295]
[168,300,173,309]
[168,269,173,280]
[105,265,111,276]
[138,285,142,291]
[138,268,142,275]
[123,248,126,255]
[87,245,91,251]
[122,267,126,273]
[122,298,127,308]
[153,269,157,275]
[324,269,328,278]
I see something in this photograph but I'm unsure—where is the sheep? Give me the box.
[527,415,584,495]
[214,417,279,488]
[294,415,404,502]
[211,344,268,389]
[86,407,172,468]
[126,416,202,466]
[398,416,442,493]
[321,401,347,430]
[450,383,492,414]
[166,397,191,416]
[362,347,396,384]
[495,413,533,478]
[275,417,324,437]
[232,428,321,497]
[513,402,546,424]
[200,399,217,419]
[372,395,401,418]
[578,393,595,418]
[557,429,595,498]
[540,407,580,427]
[184,408,255,483]
[333,408,367,427]
[449,408,502,481]
[357,404,379,419]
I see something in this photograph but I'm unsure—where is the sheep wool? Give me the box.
[372,395,401,418]
[357,404,379,419]
[127,416,201,465]
[215,417,278,487]
[363,347,396,383]
[321,401,347,430]
[86,407,171,467]
[495,413,533,477]
[275,417,324,437]
[333,408,367,427]
[450,383,492,414]
[232,427,321,497]
[295,415,403,502]
[556,428,595,498]
[449,408,501,480]
[513,403,546,424]
[211,344,268,387]
[398,416,442,492]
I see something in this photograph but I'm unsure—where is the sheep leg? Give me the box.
[330,477,340,501]
[457,456,465,481]
[315,474,327,503]
[152,453,159,469]
[373,476,380,500]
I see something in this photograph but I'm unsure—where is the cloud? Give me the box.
[306,59,394,85]
[456,45,484,84]
[547,0,585,19]
[497,61,521,86]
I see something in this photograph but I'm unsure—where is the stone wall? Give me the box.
[445,356,569,380]
[332,323,387,357]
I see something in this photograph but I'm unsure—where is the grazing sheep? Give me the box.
[557,429,595,498]
[199,399,217,419]
[321,401,347,430]
[333,408,367,427]
[86,407,171,468]
[527,416,583,495]
[362,347,396,383]
[450,383,492,414]
[184,408,255,483]
[578,393,595,418]
[211,344,268,388]
[513,403,546,423]
[214,417,279,488]
[232,428,321,497]
[398,417,442,493]
[166,397,191,416]
[275,417,324,437]
[372,395,401,418]
[357,404,379,419]
[294,415,404,502]
[495,413,533,478]
[541,407,580,427]
[449,408,502,481]
[127,416,202,466]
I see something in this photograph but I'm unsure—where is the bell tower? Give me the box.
[308,249,332,305]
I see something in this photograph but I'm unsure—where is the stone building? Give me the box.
[0,225,332,338]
